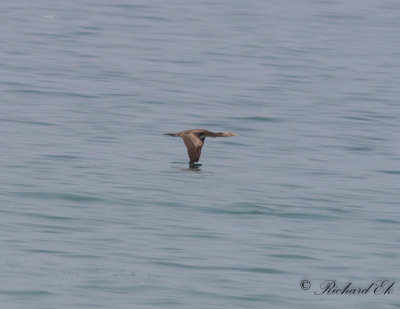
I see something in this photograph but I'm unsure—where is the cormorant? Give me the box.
[164,129,238,163]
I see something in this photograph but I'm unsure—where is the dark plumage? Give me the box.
[164,129,238,163]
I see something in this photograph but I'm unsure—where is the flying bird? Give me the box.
[164,129,238,164]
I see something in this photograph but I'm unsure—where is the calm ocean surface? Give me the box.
[1,0,400,308]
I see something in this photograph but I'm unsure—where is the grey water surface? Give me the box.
[1,0,400,308]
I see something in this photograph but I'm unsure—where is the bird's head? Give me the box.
[221,132,238,137]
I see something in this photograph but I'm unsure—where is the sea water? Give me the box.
[1,0,399,308]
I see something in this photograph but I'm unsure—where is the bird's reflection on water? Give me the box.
[171,162,202,172]
[185,163,202,172]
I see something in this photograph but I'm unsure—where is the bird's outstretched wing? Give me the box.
[182,133,204,163]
